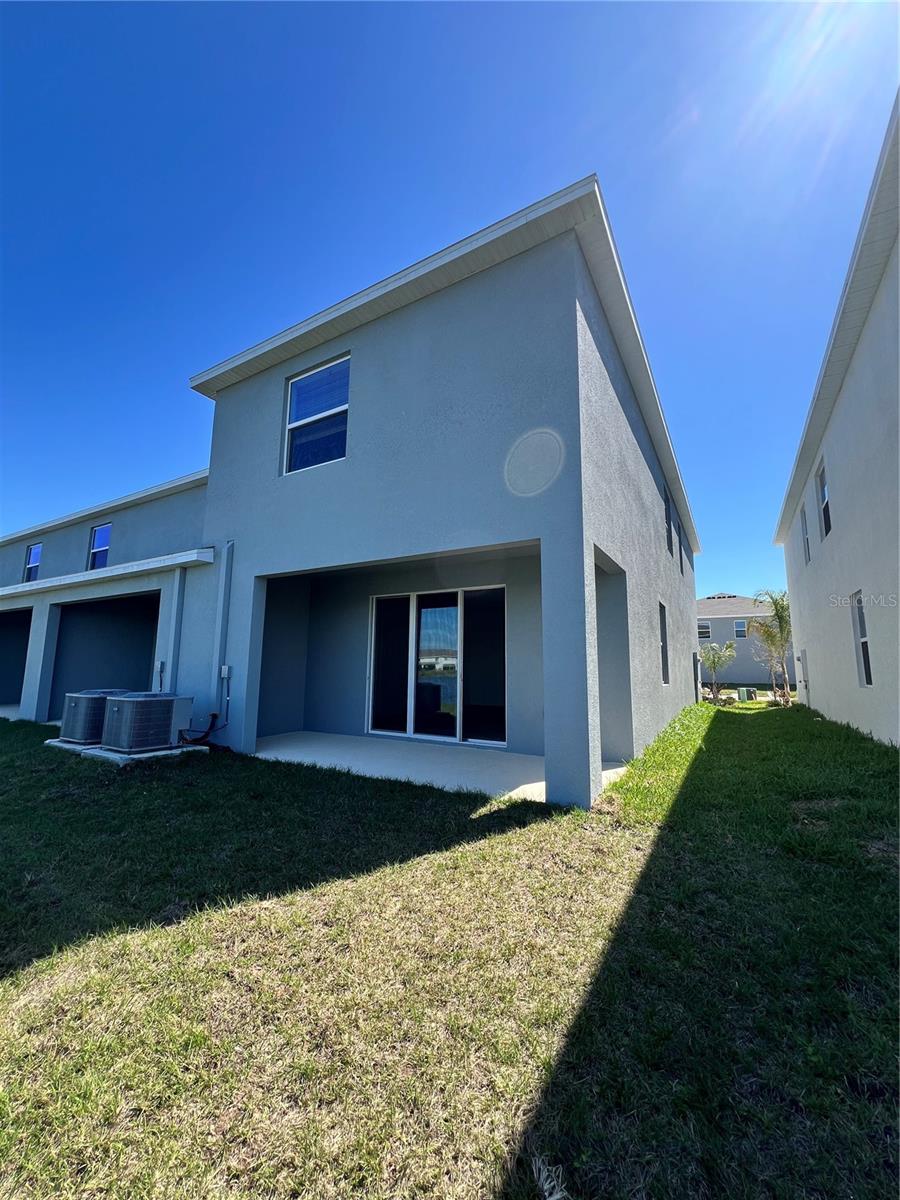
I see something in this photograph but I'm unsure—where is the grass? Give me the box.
[0,705,896,1199]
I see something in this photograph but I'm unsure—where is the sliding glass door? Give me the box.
[369,586,506,744]
[371,596,410,733]
[414,592,459,737]
[462,587,506,743]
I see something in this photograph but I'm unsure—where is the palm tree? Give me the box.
[698,641,736,703]
[750,589,792,706]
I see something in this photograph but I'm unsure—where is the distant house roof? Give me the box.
[189,176,700,554]
[696,594,772,618]
[775,95,899,544]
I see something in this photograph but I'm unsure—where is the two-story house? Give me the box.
[775,100,898,744]
[0,177,700,807]
[696,593,793,689]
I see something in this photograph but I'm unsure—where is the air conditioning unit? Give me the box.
[60,689,131,744]
[100,693,194,754]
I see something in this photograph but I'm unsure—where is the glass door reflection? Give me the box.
[414,592,458,737]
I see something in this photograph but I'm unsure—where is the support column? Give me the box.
[540,536,602,808]
[18,599,60,722]
[153,569,186,693]
[218,568,266,755]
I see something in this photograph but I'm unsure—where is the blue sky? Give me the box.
[1,2,896,597]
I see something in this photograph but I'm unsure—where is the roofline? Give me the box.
[0,469,209,547]
[189,177,599,395]
[189,177,701,553]
[775,95,899,543]
[696,610,773,619]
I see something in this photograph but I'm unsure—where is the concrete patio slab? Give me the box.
[254,731,626,802]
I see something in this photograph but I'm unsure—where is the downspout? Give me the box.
[210,539,235,730]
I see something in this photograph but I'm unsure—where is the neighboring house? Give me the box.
[696,593,793,688]
[0,176,700,807]
[775,100,899,745]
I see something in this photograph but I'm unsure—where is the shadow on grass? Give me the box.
[0,719,552,978]
[500,704,898,1199]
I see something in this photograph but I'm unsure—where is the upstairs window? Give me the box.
[659,602,669,684]
[734,619,747,639]
[664,488,673,555]
[23,543,42,582]
[286,355,350,474]
[851,590,872,686]
[698,620,711,640]
[88,523,111,570]
[677,519,684,575]
[816,461,831,538]
[800,504,811,564]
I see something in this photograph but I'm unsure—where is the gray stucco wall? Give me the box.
[783,238,899,744]
[0,482,208,587]
[575,244,697,757]
[697,614,794,687]
[0,608,32,703]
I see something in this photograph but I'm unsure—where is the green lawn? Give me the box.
[0,705,896,1199]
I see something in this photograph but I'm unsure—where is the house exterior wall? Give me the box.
[782,238,899,744]
[575,246,697,755]
[203,235,587,798]
[2,205,700,805]
[696,615,794,687]
[0,483,208,587]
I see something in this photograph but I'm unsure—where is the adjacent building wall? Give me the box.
[697,615,794,687]
[782,239,899,743]
[0,482,208,588]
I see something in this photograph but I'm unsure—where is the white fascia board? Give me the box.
[0,470,209,548]
[0,548,215,601]
[775,96,899,544]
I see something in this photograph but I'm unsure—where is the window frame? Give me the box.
[284,353,350,476]
[87,523,112,571]
[677,519,684,575]
[23,542,42,583]
[697,620,711,640]
[816,460,831,539]
[734,619,747,639]
[800,504,811,565]
[850,590,873,686]
[659,601,670,685]
[664,488,673,555]
[366,584,508,747]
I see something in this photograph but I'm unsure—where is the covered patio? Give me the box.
[254,730,626,801]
